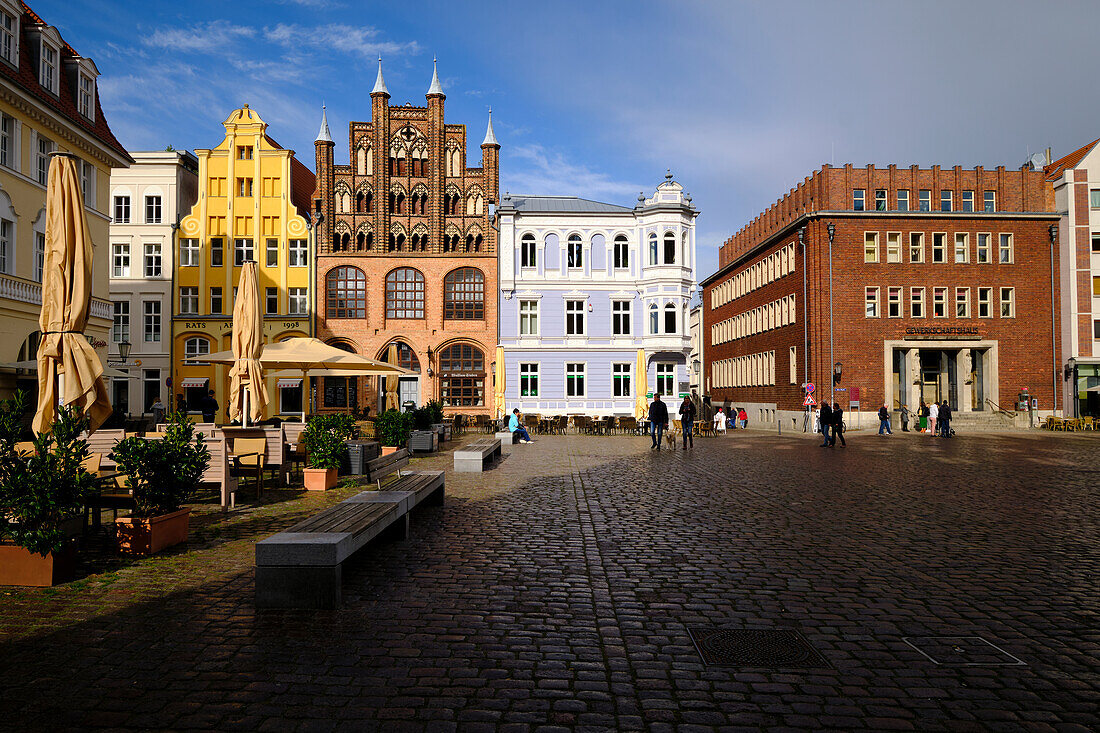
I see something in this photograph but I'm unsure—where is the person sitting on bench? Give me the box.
[508,408,534,444]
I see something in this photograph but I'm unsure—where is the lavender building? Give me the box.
[496,174,698,417]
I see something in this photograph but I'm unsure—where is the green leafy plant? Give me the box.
[111,410,210,517]
[0,392,97,556]
[426,399,444,424]
[376,409,413,448]
[411,406,433,431]
[302,414,349,470]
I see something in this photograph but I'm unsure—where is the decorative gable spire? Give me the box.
[371,57,388,96]
[427,57,444,96]
[315,103,332,143]
[482,107,498,147]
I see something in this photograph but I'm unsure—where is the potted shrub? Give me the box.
[426,399,449,441]
[376,409,412,455]
[0,393,96,586]
[111,410,210,555]
[301,415,348,490]
[408,406,438,453]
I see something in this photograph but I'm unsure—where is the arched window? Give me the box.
[444,268,485,320]
[648,233,658,265]
[184,336,211,363]
[664,303,677,334]
[324,340,358,409]
[355,192,363,213]
[649,303,659,334]
[341,232,350,250]
[567,234,582,269]
[385,267,425,319]
[520,233,536,268]
[663,231,676,264]
[438,343,485,407]
[326,266,366,319]
[613,234,629,269]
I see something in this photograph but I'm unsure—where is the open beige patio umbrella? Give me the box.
[384,342,400,411]
[494,346,505,420]
[32,153,111,435]
[634,348,648,419]
[227,262,268,426]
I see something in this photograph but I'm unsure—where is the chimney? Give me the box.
[1045,147,1052,165]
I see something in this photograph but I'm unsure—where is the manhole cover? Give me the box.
[688,628,830,669]
[903,636,1025,666]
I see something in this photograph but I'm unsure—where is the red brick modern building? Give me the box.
[701,163,1061,428]
[311,60,499,415]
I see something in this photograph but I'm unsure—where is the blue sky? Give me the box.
[38,0,1100,281]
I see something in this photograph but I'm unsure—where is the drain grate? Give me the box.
[903,636,1025,666]
[688,628,830,669]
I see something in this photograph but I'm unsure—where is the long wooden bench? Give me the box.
[454,437,501,473]
[255,455,444,609]
[364,448,409,483]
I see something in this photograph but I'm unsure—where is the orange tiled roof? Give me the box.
[1044,138,1100,181]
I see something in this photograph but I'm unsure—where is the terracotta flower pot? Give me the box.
[381,446,398,456]
[115,508,191,556]
[304,467,337,491]
[0,541,77,586]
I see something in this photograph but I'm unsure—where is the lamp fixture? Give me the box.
[118,339,131,360]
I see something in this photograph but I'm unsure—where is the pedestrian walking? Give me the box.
[149,397,165,427]
[877,403,893,435]
[678,396,695,449]
[713,407,726,433]
[928,401,939,437]
[939,400,952,438]
[831,402,847,447]
[648,394,669,450]
[900,403,910,432]
[917,401,929,433]
[737,407,748,429]
[508,408,535,444]
[202,389,219,424]
[819,402,833,447]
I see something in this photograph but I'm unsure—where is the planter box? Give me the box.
[304,467,337,491]
[346,441,381,475]
[408,430,438,453]
[0,541,77,586]
[432,423,452,442]
[115,508,191,556]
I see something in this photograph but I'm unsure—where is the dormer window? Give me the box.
[78,74,94,119]
[40,44,57,94]
[0,6,17,67]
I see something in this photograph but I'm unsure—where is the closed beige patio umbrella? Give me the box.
[384,342,400,411]
[227,262,268,426]
[634,349,648,419]
[32,153,110,434]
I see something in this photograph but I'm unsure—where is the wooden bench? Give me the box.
[364,448,409,483]
[254,468,444,609]
[454,437,501,473]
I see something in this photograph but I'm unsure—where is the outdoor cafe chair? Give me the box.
[229,437,267,499]
[14,440,34,457]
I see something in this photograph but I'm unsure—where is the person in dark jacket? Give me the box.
[202,389,219,424]
[819,402,833,447]
[878,403,893,435]
[648,394,669,450]
[939,400,952,437]
[678,396,696,449]
[830,402,847,447]
[900,403,910,432]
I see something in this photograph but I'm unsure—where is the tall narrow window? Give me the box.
[853,189,865,211]
[36,135,52,185]
[933,287,947,318]
[961,190,974,212]
[999,287,1015,317]
[385,267,425,319]
[112,243,130,277]
[648,233,658,265]
[864,232,879,263]
[649,303,659,334]
[977,287,992,318]
[886,232,901,263]
[145,195,162,224]
[265,287,278,315]
[0,114,12,169]
[520,233,536,268]
[663,303,677,334]
[565,299,585,335]
[233,238,253,266]
[289,288,307,316]
[519,363,539,397]
[519,300,538,335]
[566,363,586,397]
[33,231,44,282]
[998,233,1013,263]
[865,287,880,318]
[567,234,582,269]
[266,238,278,267]
[210,287,223,315]
[289,239,307,267]
[897,189,910,212]
[955,287,970,318]
[940,190,953,212]
[911,287,925,318]
[210,238,223,267]
[613,235,629,269]
[932,233,946,263]
[663,232,676,264]
[144,243,162,277]
[40,44,57,93]
[78,74,94,119]
[180,238,199,267]
[887,287,902,318]
[875,189,887,211]
[918,189,931,212]
[954,233,969,263]
[655,363,675,396]
[983,190,996,212]
[326,266,366,319]
[0,10,16,66]
[976,233,990,263]
[612,300,631,335]
[444,267,484,320]
[143,301,161,342]
[612,363,631,397]
[112,301,129,343]
[909,232,925,263]
[179,287,198,315]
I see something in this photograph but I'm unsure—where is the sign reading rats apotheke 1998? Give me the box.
[904,326,981,340]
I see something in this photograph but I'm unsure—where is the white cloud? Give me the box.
[273,0,341,7]
[504,143,643,204]
[264,23,419,59]
[143,20,257,53]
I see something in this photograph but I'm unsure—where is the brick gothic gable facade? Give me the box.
[312,62,500,415]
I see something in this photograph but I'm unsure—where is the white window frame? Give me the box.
[39,40,58,94]
[288,287,307,316]
[933,287,948,318]
[143,300,161,343]
[954,233,969,263]
[519,299,539,336]
[144,195,162,224]
[976,232,991,264]
[887,286,902,318]
[613,236,629,270]
[977,287,992,318]
[998,233,1014,264]
[143,243,162,278]
[983,190,996,212]
[961,190,974,212]
[33,230,44,282]
[864,232,879,263]
[918,189,931,212]
[612,363,632,398]
[520,234,536,269]
[179,286,199,315]
[911,287,925,318]
[113,195,130,223]
[852,189,865,211]
[184,336,210,365]
[289,239,307,267]
[612,300,631,336]
[78,73,95,120]
[874,189,887,211]
[36,134,53,186]
[565,299,585,335]
[865,287,880,318]
[566,235,583,269]
[940,190,953,212]
[955,287,971,318]
[1000,287,1015,318]
[886,232,901,263]
[234,238,253,266]
[909,232,924,263]
[655,363,675,396]
[112,243,130,277]
[519,362,539,397]
[896,189,909,212]
[112,300,129,343]
[931,233,946,263]
[565,362,586,398]
[0,8,17,67]
[180,238,200,267]
[210,287,223,315]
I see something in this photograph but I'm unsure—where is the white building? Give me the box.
[107,150,197,419]
[496,173,698,416]
[688,303,702,397]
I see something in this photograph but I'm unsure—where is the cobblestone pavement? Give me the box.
[1,430,1099,731]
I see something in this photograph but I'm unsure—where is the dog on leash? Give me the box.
[663,424,678,450]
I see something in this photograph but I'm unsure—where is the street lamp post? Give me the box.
[117,339,131,419]
[827,222,836,406]
[798,226,808,431]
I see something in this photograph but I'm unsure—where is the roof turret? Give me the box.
[314,103,332,143]
[371,57,388,95]
[427,57,444,96]
[482,107,498,147]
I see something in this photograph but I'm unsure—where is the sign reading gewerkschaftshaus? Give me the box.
[903,326,981,340]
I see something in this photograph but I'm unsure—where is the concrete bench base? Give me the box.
[494,431,520,454]
[454,438,502,472]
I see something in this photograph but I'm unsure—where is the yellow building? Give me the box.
[173,105,315,420]
[0,2,132,398]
